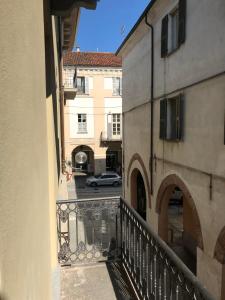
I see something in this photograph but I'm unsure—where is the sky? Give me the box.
[75,0,150,53]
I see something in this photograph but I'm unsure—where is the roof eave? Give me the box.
[115,0,158,56]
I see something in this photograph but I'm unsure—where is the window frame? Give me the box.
[159,95,183,141]
[76,76,85,94]
[112,113,121,136]
[113,77,122,96]
[161,0,186,58]
[77,113,87,134]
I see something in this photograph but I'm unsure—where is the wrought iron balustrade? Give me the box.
[56,197,214,300]
[56,197,120,264]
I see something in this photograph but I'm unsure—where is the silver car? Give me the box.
[86,172,122,187]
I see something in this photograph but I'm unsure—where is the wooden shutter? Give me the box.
[161,15,168,58]
[178,0,186,45]
[176,94,184,140]
[112,77,116,95]
[119,78,122,96]
[85,77,89,94]
[160,99,167,139]
[73,68,77,88]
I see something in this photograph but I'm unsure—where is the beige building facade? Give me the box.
[117,0,225,298]
[63,52,122,175]
[0,0,99,299]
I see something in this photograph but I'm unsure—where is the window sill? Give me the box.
[77,131,88,134]
[164,44,181,58]
[160,137,182,142]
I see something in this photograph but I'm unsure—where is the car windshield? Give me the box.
[94,175,101,178]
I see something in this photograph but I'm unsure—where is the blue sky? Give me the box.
[75,0,150,53]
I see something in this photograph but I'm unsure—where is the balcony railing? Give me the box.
[63,83,77,100]
[100,131,122,142]
[56,197,214,300]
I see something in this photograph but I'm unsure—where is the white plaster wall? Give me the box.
[120,0,225,297]
[0,2,60,299]
[122,32,151,112]
[153,0,225,97]
[68,98,94,139]
[104,77,113,89]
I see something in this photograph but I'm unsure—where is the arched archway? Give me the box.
[127,153,151,208]
[130,168,147,220]
[72,145,94,174]
[214,227,225,300]
[156,174,203,274]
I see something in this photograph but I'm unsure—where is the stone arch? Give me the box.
[214,226,225,264]
[71,145,95,173]
[127,153,151,208]
[156,174,204,250]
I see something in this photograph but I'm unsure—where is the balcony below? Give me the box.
[57,197,214,300]
[61,261,137,299]
[101,131,122,142]
[64,84,77,100]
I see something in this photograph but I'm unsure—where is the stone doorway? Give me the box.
[72,145,94,174]
[156,175,204,274]
[130,169,146,220]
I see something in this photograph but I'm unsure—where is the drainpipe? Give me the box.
[58,17,66,173]
[145,14,154,195]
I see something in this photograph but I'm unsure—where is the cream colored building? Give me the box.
[63,52,122,174]
[117,0,225,298]
[0,0,99,299]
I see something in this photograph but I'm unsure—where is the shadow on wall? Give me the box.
[0,294,8,300]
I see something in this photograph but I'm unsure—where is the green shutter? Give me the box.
[178,0,186,45]
[160,99,167,139]
[176,94,184,140]
[161,15,168,58]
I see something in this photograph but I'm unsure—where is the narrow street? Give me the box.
[69,174,122,199]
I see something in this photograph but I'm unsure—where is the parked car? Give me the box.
[169,187,183,205]
[86,172,122,187]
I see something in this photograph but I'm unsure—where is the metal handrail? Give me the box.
[56,196,214,299]
[57,196,120,204]
[120,198,214,300]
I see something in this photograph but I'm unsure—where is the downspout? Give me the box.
[58,17,66,173]
[145,14,154,195]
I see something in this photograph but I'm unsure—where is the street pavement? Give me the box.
[68,173,122,199]
[75,174,122,199]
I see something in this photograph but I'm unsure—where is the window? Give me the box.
[64,68,75,88]
[76,77,89,94]
[112,114,121,135]
[160,95,183,141]
[77,114,87,133]
[113,77,122,96]
[161,0,186,57]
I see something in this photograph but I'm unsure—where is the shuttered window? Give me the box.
[77,114,87,133]
[113,77,122,96]
[76,76,89,94]
[159,95,184,141]
[161,0,186,57]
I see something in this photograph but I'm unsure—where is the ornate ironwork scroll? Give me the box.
[56,197,120,264]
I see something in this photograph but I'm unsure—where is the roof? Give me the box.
[63,52,122,68]
[116,0,158,55]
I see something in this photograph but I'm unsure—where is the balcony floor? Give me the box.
[60,261,137,300]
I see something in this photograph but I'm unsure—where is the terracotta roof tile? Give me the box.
[63,51,122,68]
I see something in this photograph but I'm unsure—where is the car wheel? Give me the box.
[91,182,97,187]
[113,181,119,187]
